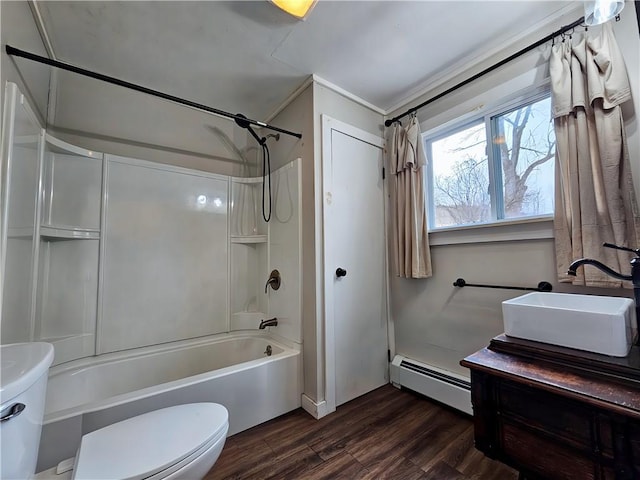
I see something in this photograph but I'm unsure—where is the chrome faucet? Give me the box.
[568,242,640,346]
[265,269,281,293]
[259,317,278,329]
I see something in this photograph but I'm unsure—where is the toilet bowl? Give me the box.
[0,342,54,479]
[0,343,229,480]
[69,403,228,480]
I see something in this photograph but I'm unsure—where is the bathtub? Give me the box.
[36,333,301,472]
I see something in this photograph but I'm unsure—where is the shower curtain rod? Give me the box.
[385,16,586,127]
[5,45,303,140]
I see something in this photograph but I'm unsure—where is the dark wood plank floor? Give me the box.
[205,384,518,480]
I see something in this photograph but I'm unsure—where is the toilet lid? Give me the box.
[72,403,228,480]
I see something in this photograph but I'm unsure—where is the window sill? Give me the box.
[428,216,553,246]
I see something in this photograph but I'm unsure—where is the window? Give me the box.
[425,93,555,230]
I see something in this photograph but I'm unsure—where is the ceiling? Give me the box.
[37,1,577,121]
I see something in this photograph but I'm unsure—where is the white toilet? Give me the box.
[0,343,229,480]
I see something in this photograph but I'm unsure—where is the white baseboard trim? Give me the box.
[301,394,331,419]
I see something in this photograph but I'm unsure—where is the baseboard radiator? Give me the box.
[390,355,472,415]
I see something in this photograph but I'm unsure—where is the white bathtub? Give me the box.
[37,333,301,472]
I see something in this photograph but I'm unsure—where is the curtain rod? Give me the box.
[385,16,586,127]
[5,45,302,140]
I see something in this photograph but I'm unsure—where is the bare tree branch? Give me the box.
[520,152,554,183]
[452,140,485,152]
[510,105,531,170]
[430,99,554,224]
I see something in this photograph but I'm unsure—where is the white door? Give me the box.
[322,116,388,409]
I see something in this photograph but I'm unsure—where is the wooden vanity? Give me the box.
[461,336,640,480]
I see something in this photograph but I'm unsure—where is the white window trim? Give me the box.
[423,84,555,245]
[428,216,553,246]
[420,80,551,140]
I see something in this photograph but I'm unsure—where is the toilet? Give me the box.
[0,343,229,480]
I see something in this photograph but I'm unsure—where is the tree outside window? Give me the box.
[426,94,555,229]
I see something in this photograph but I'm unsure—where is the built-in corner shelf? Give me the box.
[40,225,100,240]
[232,177,263,185]
[230,235,268,244]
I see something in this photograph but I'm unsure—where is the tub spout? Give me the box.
[259,317,278,329]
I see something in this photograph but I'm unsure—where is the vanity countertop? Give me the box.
[461,347,640,418]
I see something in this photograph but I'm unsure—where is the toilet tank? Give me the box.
[1,342,54,479]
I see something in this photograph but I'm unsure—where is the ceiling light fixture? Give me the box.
[271,0,317,19]
[584,0,624,25]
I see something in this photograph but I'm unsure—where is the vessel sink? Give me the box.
[502,292,637,357]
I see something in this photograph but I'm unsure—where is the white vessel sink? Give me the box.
[502,292,637,357]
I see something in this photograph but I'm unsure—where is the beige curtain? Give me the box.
[552,23,640,286]
[388,115,432,278]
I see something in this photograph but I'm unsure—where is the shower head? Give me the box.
[233,113,251,129]
[235,113,265,146]
[234,114,280,146]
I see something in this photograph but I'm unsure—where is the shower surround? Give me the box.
[1,83,303,474]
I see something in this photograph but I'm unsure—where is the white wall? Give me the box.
[387,5,640,378]
[49,71,257,176]
[310,81,384,403]
[618,2,640,197]
[1,2,258,177]
[264,84,316,398]
[1,2,50,343]
[0,1,50,124]
[267,79,384,405]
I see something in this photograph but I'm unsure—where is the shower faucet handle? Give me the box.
[265,269,281,293]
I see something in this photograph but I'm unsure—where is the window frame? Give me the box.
[423,86,555,235]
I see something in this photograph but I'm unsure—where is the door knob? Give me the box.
[336,267,347,278]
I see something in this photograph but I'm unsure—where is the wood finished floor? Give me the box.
[205,384,518,480]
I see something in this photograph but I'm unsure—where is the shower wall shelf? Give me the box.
[230,235,268,244]
[40,141,103,235]
[232,176,264,184]
[40,225,100,240]
[229,175,269,331]
[34,134,103,365]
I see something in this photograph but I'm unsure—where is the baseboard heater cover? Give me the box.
[390,355,472,415]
